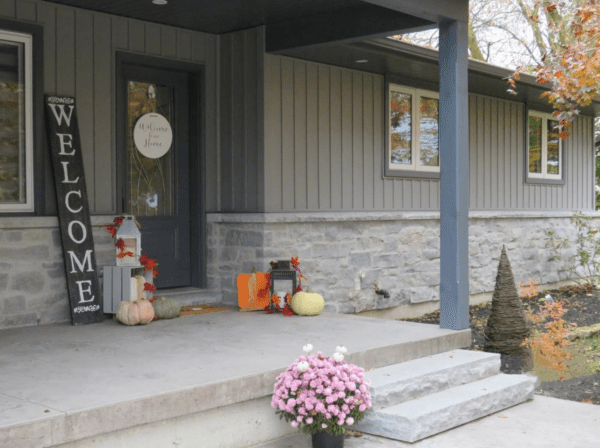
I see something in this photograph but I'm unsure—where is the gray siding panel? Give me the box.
[329,67,342,210]
[281,57,295,209]
[219,27,264,212]
[75,9,95,210]
[191,32,206,63]
[145,24,161,55]
[219,33,233,210]
[264,55,282,210]
[0,0,15,18]
[264,54,595,212]
[468,95,476,209]
[16,0,35,21]
[56,8,75,96]
[161,27,177,58]
[245,29,259,210]
[306,63,319,210]
[373,76,386,210]
[294,60,307,210]
[3,0,215,214]
[112,17,128,50]
[341,70,353,211]
[176,30,191,60]
[92,13,112,213]
[353,72,363,210]
[363,74,374,210]
[128,20,145,52]
[476,96,484,208]
[317,64,330,210]
[204,33,219,212]
[231,32,244,211]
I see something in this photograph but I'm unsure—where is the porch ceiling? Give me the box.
[44,0,438,35]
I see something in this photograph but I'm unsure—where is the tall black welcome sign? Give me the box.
[45,96,103,325]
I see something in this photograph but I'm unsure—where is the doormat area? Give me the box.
[179,305,232,317]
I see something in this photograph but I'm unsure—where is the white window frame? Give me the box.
[0,29,33,212]
[527,110,562,181]
[387,84,440,174]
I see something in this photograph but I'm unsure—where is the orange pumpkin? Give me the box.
[237,272,271,311]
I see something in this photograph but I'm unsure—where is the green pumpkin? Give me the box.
[151,297,181,319]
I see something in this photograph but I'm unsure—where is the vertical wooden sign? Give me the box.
[45,95,103,325]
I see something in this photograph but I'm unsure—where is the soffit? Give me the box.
[285,39,599,116]
[43,0,378,34]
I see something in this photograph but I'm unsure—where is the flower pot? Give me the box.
[311,432,344,448]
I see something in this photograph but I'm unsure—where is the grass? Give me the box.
[534,333,600,382]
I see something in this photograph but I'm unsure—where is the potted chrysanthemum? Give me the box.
[271,344,371,448]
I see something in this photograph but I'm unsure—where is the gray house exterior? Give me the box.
[0,0,597,330]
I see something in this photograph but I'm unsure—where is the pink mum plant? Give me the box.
[271,345,371,435]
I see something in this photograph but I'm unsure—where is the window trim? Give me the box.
[526,110,565,185]
[385,83,440,179]
[0,29,34,212]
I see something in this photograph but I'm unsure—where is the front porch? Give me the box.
[0,310,470,448]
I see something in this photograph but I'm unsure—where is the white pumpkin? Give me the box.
[116,299,155,325]
[291,289,324,316]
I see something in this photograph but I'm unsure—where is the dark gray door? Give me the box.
[118,64,191,288]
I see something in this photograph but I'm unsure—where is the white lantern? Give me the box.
[115,215,142,266]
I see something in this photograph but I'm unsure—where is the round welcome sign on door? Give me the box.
[133,113,173,159]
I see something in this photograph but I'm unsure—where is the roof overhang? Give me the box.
[42,0,466,40]
[280,38,600,117]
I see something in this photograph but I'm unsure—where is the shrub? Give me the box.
[545,213,600,290]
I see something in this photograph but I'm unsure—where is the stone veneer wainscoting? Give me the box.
[0,217,117,329]
[1,211,598,330]
[207,211,598,317]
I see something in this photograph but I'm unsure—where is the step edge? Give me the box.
[370,359,501,409]
[353,375,537,442]
[373,374,536,416]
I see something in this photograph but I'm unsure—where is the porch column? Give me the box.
[438,20,470,330]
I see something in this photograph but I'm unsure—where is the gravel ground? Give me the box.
[403,286,600,405]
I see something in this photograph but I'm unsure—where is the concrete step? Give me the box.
[366,349,500,410]
[352,373,539,443]
[156,287,224,307]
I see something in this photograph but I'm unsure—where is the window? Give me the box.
[386,84,439,177]
[0,29,33,212]
[527,111,562,181]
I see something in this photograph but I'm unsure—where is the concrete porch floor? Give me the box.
[0,310,470,448]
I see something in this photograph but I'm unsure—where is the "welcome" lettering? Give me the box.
[45,96,104,326]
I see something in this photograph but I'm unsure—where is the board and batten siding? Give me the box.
[0,0,218,214]
[264,54,595,213]
[469,95,595,211]
[219,27,265,212]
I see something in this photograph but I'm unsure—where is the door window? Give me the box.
[126,81,175,216]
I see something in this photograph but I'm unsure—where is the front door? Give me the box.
[117,63,191,288]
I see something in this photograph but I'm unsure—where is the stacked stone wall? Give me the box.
[207,212,588,313]
[0,217,116,330]
[1,212,595,329]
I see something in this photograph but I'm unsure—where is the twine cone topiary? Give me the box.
[484,246,533,369]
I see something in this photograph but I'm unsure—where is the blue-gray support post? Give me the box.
[438,20,470,330]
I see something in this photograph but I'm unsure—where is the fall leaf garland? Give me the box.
[264,256,307,316]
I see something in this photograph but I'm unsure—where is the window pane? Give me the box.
[528,116,542,174]
[419,96,439,166]
[127,81,175,216]
[390,91,411,165]
[0,41,26,204]
[547,119,560,175]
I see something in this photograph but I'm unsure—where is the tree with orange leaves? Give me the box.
[508,0,600,138]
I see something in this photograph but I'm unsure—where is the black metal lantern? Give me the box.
[270,260,297,298]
